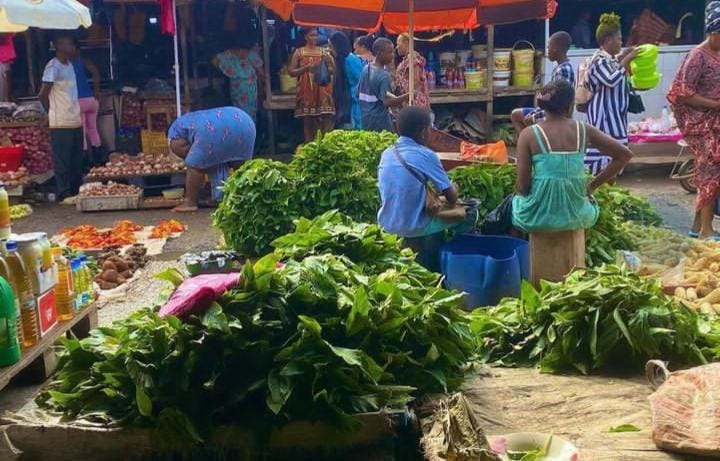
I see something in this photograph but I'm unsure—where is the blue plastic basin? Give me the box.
[440,234,529,309]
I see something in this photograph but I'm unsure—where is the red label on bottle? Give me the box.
[37,289,58,337]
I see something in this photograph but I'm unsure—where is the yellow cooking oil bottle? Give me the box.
[0,250,23,347]
[4,240,39,348]
[0,183,10,239]
[52,248,74,321]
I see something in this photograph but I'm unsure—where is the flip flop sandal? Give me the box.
[688,231,699,238]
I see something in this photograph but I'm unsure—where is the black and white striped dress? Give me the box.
[585,50,630,175]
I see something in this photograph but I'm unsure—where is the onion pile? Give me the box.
[0,167,30,189]
[79,182,141,197]
[87,152,185,179]
[5,126,53,174]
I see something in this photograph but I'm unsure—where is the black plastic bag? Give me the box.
[628,90,645,114]
[481,194,514,235]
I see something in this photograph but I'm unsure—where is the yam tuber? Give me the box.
[675,287,687,299]
[687,288,698,301]
[97,280,118,290]
[102,269,119,283]
[102,260,117,271]
[700,288,720,305]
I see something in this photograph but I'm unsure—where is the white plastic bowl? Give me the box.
[488,432,579,461]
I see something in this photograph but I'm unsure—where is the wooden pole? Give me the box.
[24,30,35,95]
[172,0,181,117]
[408,0,415,106]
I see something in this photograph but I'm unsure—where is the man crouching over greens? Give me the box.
[378,107,477,272]
[168,106,255,212]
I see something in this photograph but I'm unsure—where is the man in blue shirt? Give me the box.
[358,38,407,132]
[378,107,475,271]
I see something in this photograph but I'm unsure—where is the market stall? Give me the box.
[259,0,557,153]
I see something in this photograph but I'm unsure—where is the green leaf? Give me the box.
[266,369,293,415]
[297,315,322,337]
[613,308,635,349]
[201,303,229,332]
[136,385,152,417]
[154,268,185,287]
[609,424,641,433]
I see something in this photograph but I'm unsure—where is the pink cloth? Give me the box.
[158,0,176,35]
[0,35,16,64]
[159,273,241,319]
[628,129,683,144]
[79,97,101,148]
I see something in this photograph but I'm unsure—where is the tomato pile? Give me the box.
[150,219,185,239]
[64,223,138,250]
[5,126,53,174]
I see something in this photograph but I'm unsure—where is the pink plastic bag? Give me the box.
[159,273,241,319]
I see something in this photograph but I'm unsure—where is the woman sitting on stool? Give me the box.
[513,80,632,233]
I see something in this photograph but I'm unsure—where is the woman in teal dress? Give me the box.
[213,35,264,121]
[513,80,632,232]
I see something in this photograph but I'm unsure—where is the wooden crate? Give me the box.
[76,191,143,212]
[140,130,169,156]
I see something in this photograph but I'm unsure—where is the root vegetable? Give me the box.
[101,269,119,283]
[675,287,687,299]
[687,288,698,301]
[102,260,117,271]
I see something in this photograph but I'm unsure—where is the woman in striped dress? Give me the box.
[585,13,638,175]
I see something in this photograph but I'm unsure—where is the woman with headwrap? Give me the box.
[668,2,720,240]
[584,13,638,176]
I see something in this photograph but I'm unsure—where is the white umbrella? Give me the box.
[0,0,92,32]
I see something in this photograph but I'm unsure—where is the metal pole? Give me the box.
[408,0,414,106]
[172,0,181,117]
[544,17,550,85]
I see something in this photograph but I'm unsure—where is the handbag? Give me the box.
[393,146,468,223]
[628,88,645,114]
[314,52,332,87]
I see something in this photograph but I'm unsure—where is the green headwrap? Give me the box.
[596,12,621,44]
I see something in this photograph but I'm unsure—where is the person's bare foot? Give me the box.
[172,203,198,213]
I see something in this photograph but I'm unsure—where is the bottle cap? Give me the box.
[51,247,62,257]
[70,259,81,270]
[5,241,17,251]
[79,255,87,262]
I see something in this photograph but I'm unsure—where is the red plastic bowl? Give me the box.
[0,146,25,173]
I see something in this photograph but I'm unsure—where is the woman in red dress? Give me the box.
[394,33,430,112]
[289,28,335,142]
[668,2,720,240]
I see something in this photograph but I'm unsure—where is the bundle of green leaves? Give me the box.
[38,214,474,443]
[471,265,706,374]
[293,134,380,223]
[447,164,516,220]
[213,159,298,256]
[597,183,663,226]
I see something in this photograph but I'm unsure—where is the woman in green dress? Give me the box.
[512,80,632,233]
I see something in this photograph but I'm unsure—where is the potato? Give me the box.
[102,260,117,271]
[102,269,119,283]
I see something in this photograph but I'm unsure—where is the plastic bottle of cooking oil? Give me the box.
[0,251,23,347]
[0,276,20,366]
[52,248,74,322]
[0,183,10,239]
[4,241,38,348]
[70,258,84,312]
[79,255,94,307]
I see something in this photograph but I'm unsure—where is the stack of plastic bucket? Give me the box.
[440,234,529,310]
[630,44,661,90]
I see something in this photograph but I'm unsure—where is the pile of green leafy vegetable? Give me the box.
[471,265,707,374]
[448,163,516,220]
[38,212,474,443]
[215,130,396,256]
[213,159,299,256]
[293,134,380,223]
[598,183,662,226]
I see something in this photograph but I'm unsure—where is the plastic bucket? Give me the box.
[512,40,535,73]
[493,70,511,88]
[441,234,530,309]
[512,70,535,87]
[465,70,487,89]
[631,72,662,90]
[0,146,25,173]
[279,73,297,93]
[494,49,512,71]
[635,43,659,60]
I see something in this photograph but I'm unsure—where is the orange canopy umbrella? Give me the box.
[261,0,556,33]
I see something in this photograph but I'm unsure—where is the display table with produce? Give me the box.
[0,119,53,175]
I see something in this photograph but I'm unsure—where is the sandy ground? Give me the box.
[0,164,701,430]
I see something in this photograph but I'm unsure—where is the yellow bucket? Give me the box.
[512,40,536,74]
[465,70,487,89]
[493,49,512,71]
[280,72,297,93]
[512,70,535,88]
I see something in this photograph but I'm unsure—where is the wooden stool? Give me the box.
[529,230,586,286]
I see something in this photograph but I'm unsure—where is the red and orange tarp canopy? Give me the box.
[261,0,557,33]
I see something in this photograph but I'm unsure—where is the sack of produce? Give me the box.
[481,194,514,235]
[647,360,720,457]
